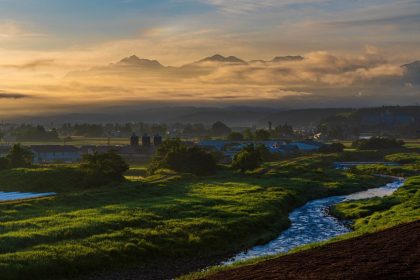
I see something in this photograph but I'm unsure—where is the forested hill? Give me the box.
[318,106,420,138]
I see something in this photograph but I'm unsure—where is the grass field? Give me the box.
[0,154,389,280]
[332,152,420,232]
[180,151,420,280]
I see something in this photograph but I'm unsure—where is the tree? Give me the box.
[148,139,217,176]
[275,123,294,138]
[256,144,275,162]
[12,125,59,142]
[227,132,244,141]
[243,129,254,140]
[231,145,262,172]
[254,129,271,141]
[6,144,33,168]
[166,146,217,176]
[211,121,231,137]
[81,152,129,182]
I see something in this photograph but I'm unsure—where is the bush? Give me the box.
[385,153,420,164]
[0,158,9,170]
[256,144,280,162]
[227,132,244,141]
[148,139,217,176]
[352,137,404,150]
[319,143,344,153]
[254,129,270,141]
[81,152,129,184]
[231,145,262,172]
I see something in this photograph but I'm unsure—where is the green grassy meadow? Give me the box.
[0,154,389,279]
[332,152,420,232]
[180,152,420,280]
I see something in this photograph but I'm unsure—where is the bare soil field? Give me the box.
[204,221,420,280]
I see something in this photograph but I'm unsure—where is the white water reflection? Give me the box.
[225,179,405,264]
[0,191,56,202]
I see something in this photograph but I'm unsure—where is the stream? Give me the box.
[224,179,405,265]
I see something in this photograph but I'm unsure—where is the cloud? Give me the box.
[0,20,44,39]
[1,59,56,70]
[197,50,404,87]
[0,91,31,99]
[201,0,327,13]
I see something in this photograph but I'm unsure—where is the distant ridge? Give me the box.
[197,54,248,65]
[402,60,420,84]
[116,55,164,68]
[272,55,304,62]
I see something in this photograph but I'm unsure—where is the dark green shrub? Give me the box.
[352,137,404,150]
[81,152,129,185]
[232,145,262,172]
[148,139,217,176]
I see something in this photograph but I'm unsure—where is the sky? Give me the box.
[0,0,420,118]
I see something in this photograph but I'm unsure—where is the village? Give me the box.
[0,133,327,164]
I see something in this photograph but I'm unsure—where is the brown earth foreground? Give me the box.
[203,220,420,280]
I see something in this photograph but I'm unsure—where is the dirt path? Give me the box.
[204,220,420,280]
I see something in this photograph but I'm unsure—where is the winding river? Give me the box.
[224,179,405,265]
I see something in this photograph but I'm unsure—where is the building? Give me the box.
[153,135,162,146]
[130,133,139,146]
[142,134,151,147]
[31,145,81,164]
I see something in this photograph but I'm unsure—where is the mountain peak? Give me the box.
[117,55,163,68]
[199,54,248,65]
[402,60,420,85]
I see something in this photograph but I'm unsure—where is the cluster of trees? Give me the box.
[0,121,297,142]
[227,123,296,142]
[0,144,129,186]
[352,137,405,150]
[11,125,59,142]
[0,144,33,170]
[81,152,129,185]
[318,106,420,139]
[148,139,217,176]
[231,144,275,172]
[59,123,167,138]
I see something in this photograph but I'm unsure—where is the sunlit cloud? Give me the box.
[0,0,419,118]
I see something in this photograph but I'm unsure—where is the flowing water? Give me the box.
[224,179,405,265]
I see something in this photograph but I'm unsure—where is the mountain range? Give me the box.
[68,54,420,86]
[111,54,306,69]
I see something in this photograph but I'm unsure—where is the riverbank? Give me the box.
[201,220,420,280]
[223,179,404,265]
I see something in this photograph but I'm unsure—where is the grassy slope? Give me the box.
[181,151,420,280]
[331,153,420,232]
[0,154,387,280]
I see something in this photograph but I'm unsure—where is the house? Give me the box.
[31,145,81,164]
[80,145,119,155]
